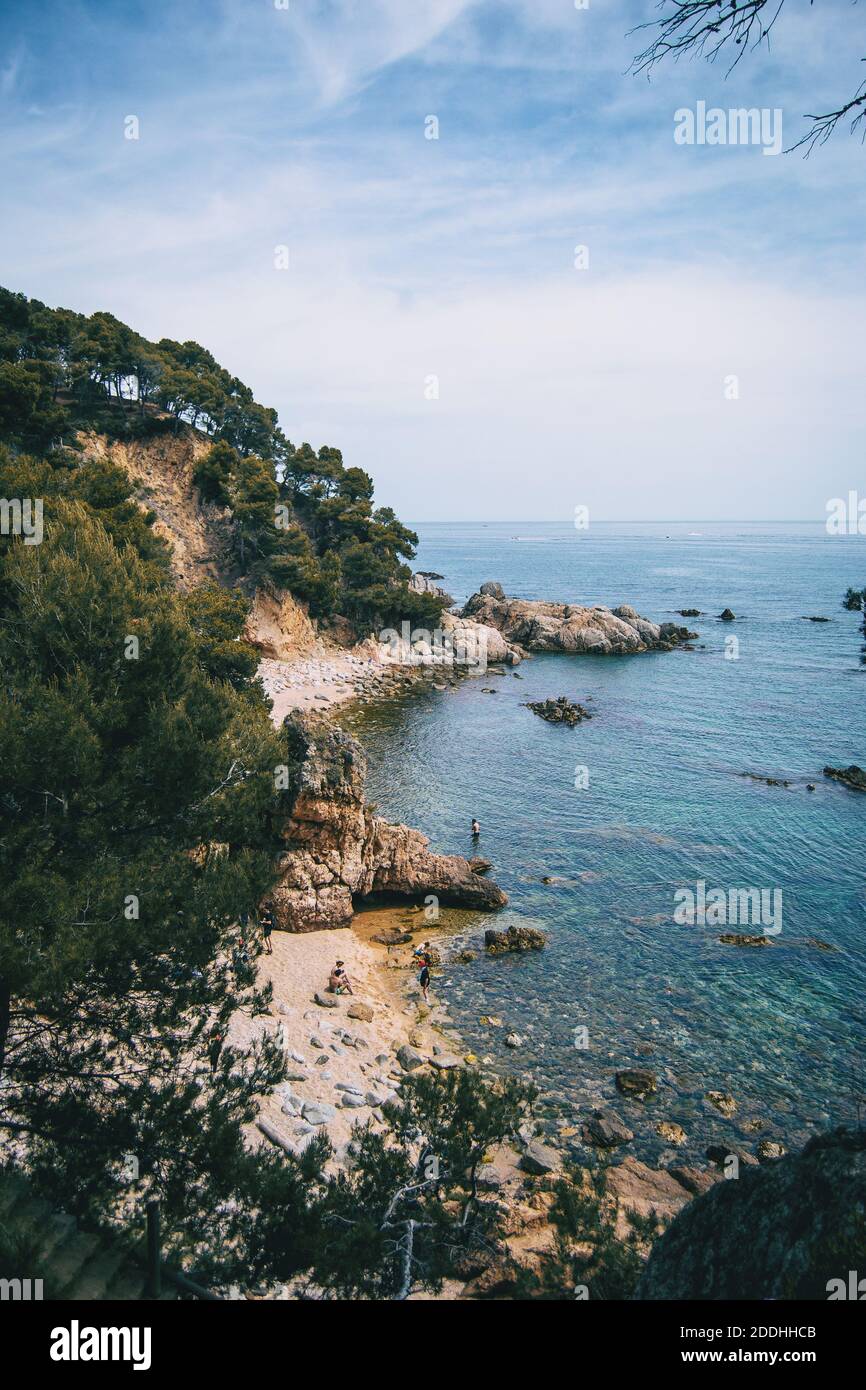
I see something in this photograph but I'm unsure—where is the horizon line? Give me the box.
[407,518,834,526]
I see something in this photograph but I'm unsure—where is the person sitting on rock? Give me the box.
[329,960,353,995]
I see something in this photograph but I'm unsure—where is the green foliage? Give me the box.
[0,285,441,637]
[0,287,284,458]
[0,445,170,587]
[843,586,865,611]
[182,583,261,692]
[0,458,304,1253]
[262,1068,538,1300]
[515,1165,647,1300]
[193,440,238,506]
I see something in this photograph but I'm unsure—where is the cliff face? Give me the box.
[86,428,325,661]
[271,715,508,931]
[81,429,234,591]
[462,584,696,656]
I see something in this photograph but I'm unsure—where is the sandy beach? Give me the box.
[231,905,467,1158]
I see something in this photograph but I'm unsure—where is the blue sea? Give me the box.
[347,522,866,1163]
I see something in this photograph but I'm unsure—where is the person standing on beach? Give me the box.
[260,905,274,955]
[419,957,431,1003]
[207,1026,224,1072]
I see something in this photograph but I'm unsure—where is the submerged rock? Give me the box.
[656,1121,688,1147]
[484,924,547,954]
[616,1068,658,1101]
[719,608,736,621]
[756,1138,787,1162]
[705,1091,738,1117]
[719,933,772,947]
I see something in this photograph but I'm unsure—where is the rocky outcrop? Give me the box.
[409,571,454,605]
[243,586,318,659]
[638,1128,866,1300]
[461,587,696,656]
[439,609,522,667]
[484,924,547,954]
[823,764,866,793]
[523,697,591,725]
[607,1157,704,1235]
[271,715,508,931]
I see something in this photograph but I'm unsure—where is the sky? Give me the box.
[1,0,864,521]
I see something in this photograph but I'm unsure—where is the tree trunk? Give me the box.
[0,977,11,1085]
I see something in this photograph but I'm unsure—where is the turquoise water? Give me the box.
[351,522,866,1163]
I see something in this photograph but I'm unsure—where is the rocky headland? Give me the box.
[461,582,697,656]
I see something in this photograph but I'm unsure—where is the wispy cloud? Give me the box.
[0,0,863,518]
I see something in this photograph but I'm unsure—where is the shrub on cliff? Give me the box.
[510,1165,648,1301]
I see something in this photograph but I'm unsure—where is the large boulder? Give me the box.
[638,1128,866,1300]
[607,1157,698,1233]
[461,589,696,656]
[583,1108,634,1149]
[519,1140,561,1176]
[271,715,508,930]
[439,609,521,668]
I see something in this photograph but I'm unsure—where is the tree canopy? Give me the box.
[0,286,444,635]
